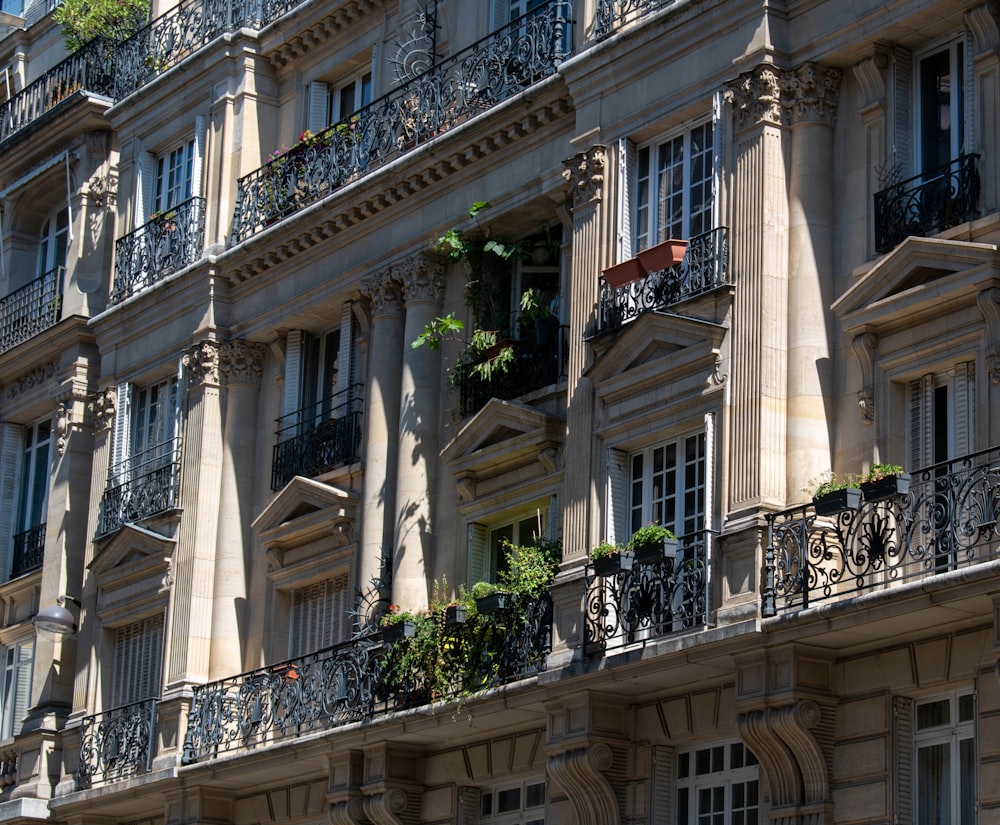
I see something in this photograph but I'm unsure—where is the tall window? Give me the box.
[36,206,68,278]
[112,615,163,707]
[307,63,373,134]
[635,121,715,252]
[914,691,975,825]
[0,638,33,740]
[907,362,974,469]
[153,140,195,214]
[130,377,180,474]
[917,40,965,174]
[629,432,705,539]
[12,419,50,576]
[479,777,545,824]
[493,0,547,26]
[468,504,552,586]
[676,741,759,825]
[289,577,349,658]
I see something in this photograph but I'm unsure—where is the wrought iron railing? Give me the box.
[182,594,552,763]
[763,446,1000,617]
[597,227,730,333]
[0,749,16,791]
[111,197,206,305]
[593,0,675,40]
[10,524,45,578]
[77,697,157,789]
[458,326,568,418]
[271,384,363,490]
[0,37,115,148]
[873,154,980,254]
[0,267,64,355]
[96,438,182,537]
[584,532,709,655]
[230,0,573,243]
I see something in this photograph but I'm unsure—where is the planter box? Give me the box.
[860,473,911,503]
[381,620,416,643]
[593,551,634,576]
[634,537,679,567]
[444,605,468,626]
[637,238,688,273]
[602,257,644,288]
[475,591,512,614]
[812,487,862,516]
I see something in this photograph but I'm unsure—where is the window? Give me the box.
[907,361,974,469]
[153,140,195,214]
[134,120,205,229]
[0,421,51,581]
[914,691,975,825]
[125,376,180,479]
[916,40,966,175]
[36,206,68,278]
[479,777,545,824]
[288,576,349,658]
[113,614,164,707]
[0,638,33,740]
[492,0,547,27]
[676,741,759,825]
[628,431,706,540]
[307,62,373,134]
[468,502,552,586]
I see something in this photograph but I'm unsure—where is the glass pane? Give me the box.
[525,782,545,807]
[917,742,950,824]
[917,698,950,729]
[958,693,974,723]
[497,787,520,813]
[960,736,974,825]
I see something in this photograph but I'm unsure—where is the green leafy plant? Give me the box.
[380,604,421,628]
[54,0,149,51]
[589,541,623,561]
[810,471,860,498]
[863,463,905,483]
[470,581,499,600]
[498,537,560,601]
[626,523,675,553]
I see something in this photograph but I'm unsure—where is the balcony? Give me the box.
[182,594,552,763]
[0,38,115,149]
[96,439,181,538]
[229,0,574,244]
[596,227,731,333]
[0,267,64,355]
[111,197,206,305]
[76,697,156,789]
[584,531,709,655]
[763,446,1000,617]
[873,154,980,254]
[10,524,44,579]
[271,385,363,491]
[593,0,674,40]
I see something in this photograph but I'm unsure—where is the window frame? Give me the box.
[478,775,546,825]
[675,739,760,825]
[467,498,555,587]
[0,635,33,741]
[627,429,706,542]
[153,139,195,215]
[913,689,976,825]
[914,37,967,176]
[14,418,50,542]
[36,205,68,278]
[287,574,351,659]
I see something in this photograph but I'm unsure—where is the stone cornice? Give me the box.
[266,0,389,70]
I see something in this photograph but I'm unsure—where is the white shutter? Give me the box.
[491,0,508,29]
[711,91,723,230]
[112,384,132,482]
[113,614,164,707]
[467,523,489,585]
[192,116,206,198]
[651,746,675,825]
[0,424,24,582]
[337,302,354,396]
[606,447,629,545]
[617,137,636,263]
[136,151,156,227]
[11,638,33,736]
[953,361,975,455]
[307,81,329,133]
[283,331,304,418]
[908,375,933,470]
[892,46,913,176]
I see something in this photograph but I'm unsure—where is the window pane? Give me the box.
[958,693,974,723]
[960,736,975,825]
[917,699,949,729]
[917,742,950,824]
[497,787,520,813]
[525,782,545,807]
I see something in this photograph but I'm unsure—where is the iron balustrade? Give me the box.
[271,385,363,490]
[593,0,674,40]
[96,438,182,538]
[77,697,157,789]
[182,594,552,763]
[763,446,1000,617]
[597,227,731,333]
[0,38,115,148]
[230,0,574,244]
[457,326,568,418]
[111,197,207,305]
[0,267,64,355]
[10,524,45,579]
[873,154,980,254]
[584,532,709,655]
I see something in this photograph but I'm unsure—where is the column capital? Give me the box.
[362,267,406,317]
[183,340,221,388]
[219,340,266,386]
[396,252,444,305]
[89,386,117,432]
[726,62,841,129]
[562,145,606,208]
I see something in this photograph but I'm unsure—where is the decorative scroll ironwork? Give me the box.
[111,197,206,305]
[0,268,64,355]
[230,0,573,244]
[597,227,730,333]
[763,446,1000,616]
[96,439,182,538]
[10,524,45,579]
[271,384,363,490]
[458,326,568,418]
[0,38,115,148]
[873,154,980,254]
[182,594,552,763]
[593,0,673,40]
[584,533,708,654]
[77,698,157,789]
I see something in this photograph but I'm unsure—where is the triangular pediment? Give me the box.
[252,476,358,553]
[89,523,176,578]
[834,237,1000,334]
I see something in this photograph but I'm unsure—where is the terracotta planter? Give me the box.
[860,473,911,503]
[382,620,416,643]
[637,239,688,273]
[813,487,862,515]
[593,551,634,576]
[475,591,512,614]
[601,257,645,288]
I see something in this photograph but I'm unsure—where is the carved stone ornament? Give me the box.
[362,789,407,825]
[850,332,878,422]
[87,172,117,209]
[784,63,842,126]
[562,145,606,207]
[726,62,841,129]
[361,267,406,317]
[183,340,221,387]
[4,362,56,400]
[55,403,70,455]
[546,743,619,825]
[219,340,266,386]
[396,253,445,304]
[977,288,1000,384]
[726,65,785,128]
[89,387,117,432]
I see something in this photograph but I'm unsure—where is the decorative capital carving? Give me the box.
[967,5,1000,56]
[562,145,606,207]
[851,332,878,423]
[726,62,840,128]
[219,340,266,386]
[89,387,117,432]
[784,63,842,125]
[87,172,117,209]
[55,402,70,455]
[547,744,619,825]
[4,362,56,400]
[183,340,221,387]
[362,267,406,316]
[328,797,366,825]
[726,65,786,128]
[396,253,445,304]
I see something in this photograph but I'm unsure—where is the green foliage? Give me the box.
[626,523,675,553]
[470,581,498,600]
[498,537,560,600]
[380,604,420,627]
[589,541,623,561]
[864,463,905,483]
[54,0,148,51]
[806,470,860,498]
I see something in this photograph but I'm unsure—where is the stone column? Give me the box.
[208,340,266,680]
[967,5,1000,214]
[785,64,841,499]
[358,269,405,616]
[392,254,444,612]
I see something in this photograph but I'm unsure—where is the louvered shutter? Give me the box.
[10,638,33,736]
[113,614,164,707]
[112,383,132,483]
[491,0,508,29]
[892,46,913,176]
[711,91,723,229]
[290,578,348,658]
[908,375,933,470]
[0,424,24,582]
[467,523,489,585]
[192,116,206,199]
[336,303,354,397]
[457,787,479,825]
[283,331,304,419]
[651,745,675,825]
[135,151,156,227]
[954,361,975,455]
[964,28,975,156]
[606,447,629,545]
[893,696,914,825]
[617,138,636,262]
[307,82,329,133]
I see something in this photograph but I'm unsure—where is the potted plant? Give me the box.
[637,238,688,273]
[860,463,910,503]
[627,523,677,566]
[590,541,633,576]
[471,580,512,614]
[498,537,560,602]
[380,604,419,642]
[811,472,862,516]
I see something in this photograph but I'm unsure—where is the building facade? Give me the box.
[0,0,997,823]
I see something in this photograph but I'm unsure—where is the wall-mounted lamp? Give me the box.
[32,596,80,641]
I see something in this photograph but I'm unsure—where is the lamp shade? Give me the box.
[33,603,77,640]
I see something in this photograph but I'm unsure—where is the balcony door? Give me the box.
[916,41,965,176]
[36,206,68,279]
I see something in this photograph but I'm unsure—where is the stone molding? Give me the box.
[852,48,889,111]
[562,145,606,207]
[726,63,841,129]
[978,288,1000,384]
[850,332,878,423]
[328,797,366,825]
[967,4,1000,56]
[4,362,56,400]
[219,340,266,386]
[546,743,619,825]
[89,387,117,432]
[183,340,221,388]
[361,789,407,825]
